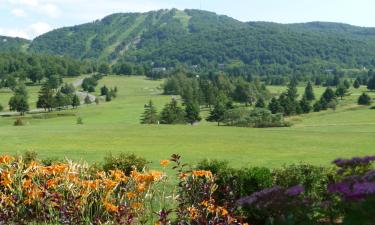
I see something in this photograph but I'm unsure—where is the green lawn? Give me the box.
[0,76,374,170]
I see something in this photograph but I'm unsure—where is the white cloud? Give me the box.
[11,8,27,17]
[0,22,52,39]
[28,22,52,37]
[7,0,61,18]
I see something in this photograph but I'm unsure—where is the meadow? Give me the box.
[0,76,374,169]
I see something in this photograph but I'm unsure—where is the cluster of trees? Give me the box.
[8,83,29,115]
[140,98,201,125]
[0,52,87,88]
[81,73,104,92]
[100,85,118,102]
[37,82,80,111]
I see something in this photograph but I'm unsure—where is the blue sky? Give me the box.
[0,0,374,39]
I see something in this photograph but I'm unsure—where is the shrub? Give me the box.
[0,104,3,112]
[223,108,289,128]
[76,116,83,124]
[14,117,25,126]
[41,157,62,166]
[358,93,372,105]
[102,153,149,175]
[197,159,273,208]
[22,150,38,165]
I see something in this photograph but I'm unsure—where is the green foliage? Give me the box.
[255,98,266,108]
[353,78,360,89]
[335,84,349,99]
[13,117,25,126]
[9,83,29,115]
[140,100,158,124]
[72,94,80,108]
[22,150,38,165]
[102,152,148,175]
[159,98,186,124]
[367,75,375,91]
[184,101,201,125]
[0,104,3,112]
[100,85,109,96]
[25,9,375,76]
[224,108,288,128]
[76,116,83,125]
[0,36,29,52]
[196,159,273,203]
[304,82,315,101]
[358,93,372,105]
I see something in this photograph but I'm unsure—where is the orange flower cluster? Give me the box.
[0,155,166,224]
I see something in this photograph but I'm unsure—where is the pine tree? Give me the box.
[343,80,351,89]
[367,75,375,91]
[335,84,348,100]
[299,96,312,114]
[54,91,65,110]
[358,93,372,105]
[207,102,226,126]
[37,83,55,111]
[100,85,109,96]
[72,94,80,108]
[255,98,266,108]
[304,82,315,101]
[268,97,283,114]
[286,78,298,100]
[105,93,112,102]
[160,99,185,124]
[185,101,201,125]
[140,100,159,124]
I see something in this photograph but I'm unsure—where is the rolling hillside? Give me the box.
[0,9,373,76]
[0,35,30,52]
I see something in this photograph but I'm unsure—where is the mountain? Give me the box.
[18,9,375,75]
[0,36,30,52]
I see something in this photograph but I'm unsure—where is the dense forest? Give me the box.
[22,9,375,77]
[0,36,29,52]
[0,52,92,89]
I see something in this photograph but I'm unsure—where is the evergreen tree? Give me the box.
[367,75,375,91]
[299,96,312,114]
[343,80,351,89]
[321,87,336,103]
[159,99,185,124]
[72,94,80,108]
[304,82,315,101]
[268,97,283,114]
[54,91,65,110]
[100,85,109,96]
[286,78,298,100]
[9,84,29,115]
[358,93,372,105]
[335,84,348,100]
[105,93,112,102]
[255,98,266,108]
[185,101,201,125]
[140,100,159,124]
[37,83,55,111]
[353,78,361,89]
[61,83,75,94]
[207,101,227,126]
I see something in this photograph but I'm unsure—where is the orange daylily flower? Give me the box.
[160,160,170,167]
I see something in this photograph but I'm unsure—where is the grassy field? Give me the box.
[0,76,374,169]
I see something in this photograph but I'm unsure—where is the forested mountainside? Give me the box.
[3,9,375,76]
[0,36,29,52]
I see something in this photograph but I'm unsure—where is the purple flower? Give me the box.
[285,185,304,196]
[237,186,282,206]
[333,156,375,168]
